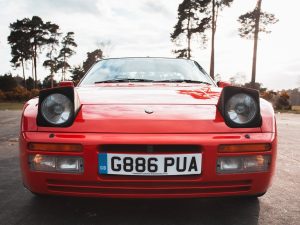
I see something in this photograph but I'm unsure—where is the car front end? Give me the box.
[19,58,277,198]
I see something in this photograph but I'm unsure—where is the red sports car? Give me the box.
[19,57,277,198]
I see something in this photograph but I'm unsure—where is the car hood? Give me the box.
[76,84,221,105]
[29,84,266,133]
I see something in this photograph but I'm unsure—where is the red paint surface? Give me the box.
[19,83,277,198]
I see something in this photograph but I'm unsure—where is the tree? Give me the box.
[0,74,18,92]
[70,66,85,84]
[83,49,103,72]
[27,16,49,88]
[96,40,113,57]
[42,75,58,88]
[261,90,277,106]
[243,82,266,92]
[238,0,278,87]
[8,16,60,89]
[70,49,103,84]
[171,0,210,59]
[57,32,77,81]
[275,91,290,110]
[171,0,233,79]
[8,18,32,89]
[22,77,35,90]
[209,0,234,79]
[43,22,61,88]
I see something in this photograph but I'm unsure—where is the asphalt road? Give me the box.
[0,110,299,225]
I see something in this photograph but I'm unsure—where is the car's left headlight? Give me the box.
[218,86,262,128]
[225,93,258,125]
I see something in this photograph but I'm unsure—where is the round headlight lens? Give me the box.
[41,93,73,125]
[225,93,258,124]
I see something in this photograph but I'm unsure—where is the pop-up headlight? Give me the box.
[37,86,80,127]
[218,86,262,128]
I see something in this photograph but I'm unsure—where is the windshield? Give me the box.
[79,58,215,85]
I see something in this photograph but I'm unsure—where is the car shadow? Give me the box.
[23,195,260,225]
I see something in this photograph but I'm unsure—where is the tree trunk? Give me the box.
[31,57,34,87]
[251,0,262,88]
[209,0,216,80]
[21,59,26,89]
[51,70,54,88]
[62,54,66,81]
[187,8,191,59]
[33,44,38,89]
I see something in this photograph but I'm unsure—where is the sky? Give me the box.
[0,0,299,90]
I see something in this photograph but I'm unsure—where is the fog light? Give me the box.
[57,157,82,172]
[219,158,242,171]
[29,154,84,173]
[217,155,271,174]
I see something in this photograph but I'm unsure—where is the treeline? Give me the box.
[0,74,39,101]
[7,15,104,91]
[8,16,77,89]
[224,74,298,110]
[0,47,103,101]
[0,0,287,105]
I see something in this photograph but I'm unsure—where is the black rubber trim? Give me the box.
[37,86,77,127]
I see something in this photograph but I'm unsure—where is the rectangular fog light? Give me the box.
[29,154,84,173]
[57,157,82,172]
[217,155,271,174]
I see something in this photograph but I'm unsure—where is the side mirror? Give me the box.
[59,81,74,87]
[217,81,231,88]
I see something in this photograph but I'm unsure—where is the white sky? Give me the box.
[0,0,299,90]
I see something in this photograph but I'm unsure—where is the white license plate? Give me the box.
[98,153,202,176]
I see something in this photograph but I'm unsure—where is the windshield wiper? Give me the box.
[95,78,154,83]
[154,79,212,85]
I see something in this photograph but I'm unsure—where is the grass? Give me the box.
[0,102,24,110]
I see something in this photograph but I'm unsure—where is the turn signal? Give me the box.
[28,143,83,152]
[218,144,271,153]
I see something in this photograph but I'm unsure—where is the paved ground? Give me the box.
[0,110,299,225]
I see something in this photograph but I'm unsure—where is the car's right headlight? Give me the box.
[218,86,262,128]
[41,93,73,125]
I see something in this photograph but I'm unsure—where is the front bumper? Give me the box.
[19,132,277,198]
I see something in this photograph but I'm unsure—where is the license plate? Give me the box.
[98,153,202,176]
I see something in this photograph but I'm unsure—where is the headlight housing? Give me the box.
[218,86,262,128]
[41,93,73,125]
[37,86,80,127]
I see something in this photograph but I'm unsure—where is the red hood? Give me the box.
[24,83,265,134]
[76,84,222,105]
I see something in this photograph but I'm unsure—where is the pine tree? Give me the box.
[238,0,278,87]
[57,32,77,81]
[171,0,210,59]
[8,19,32,89]
[209,0,234,79]
[83,49,103,72]
[43,22,61,88]
[8,16,60,89]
